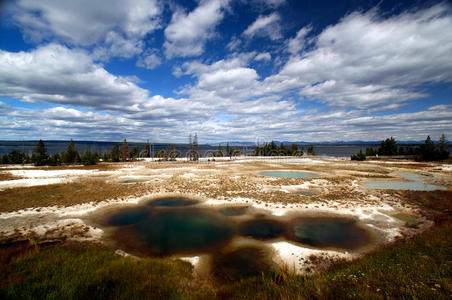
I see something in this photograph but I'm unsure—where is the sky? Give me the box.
[0,0,451,144]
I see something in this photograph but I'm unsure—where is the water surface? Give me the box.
[111,208,234,256]
[286,216,371,250]
[363,181,446,191]
[239,219,285,240]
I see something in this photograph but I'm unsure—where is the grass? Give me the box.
[0,173,22,181]
[0,179,147,213]
[0,243,212,299]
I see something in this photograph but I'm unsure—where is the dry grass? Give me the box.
[0,173,23,181]
[0,179,148,212]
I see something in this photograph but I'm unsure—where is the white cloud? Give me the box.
[136,50,162,70]
[226,36,242,51]
[287,25,312,55]
[254,52,271,62]
[9,0,161,45]
[243,13,282,40]
[271,3,452,109]
[164,0,229,58]
[0,44,149,111]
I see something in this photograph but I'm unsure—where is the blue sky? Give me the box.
[0,0,451,143]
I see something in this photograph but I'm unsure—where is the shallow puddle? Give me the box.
[286,216,372,250]
[238,218,285,240]
[260,171,318,178]
[363,181,446,191]
[363,172,447,191]
[110,207,234,256]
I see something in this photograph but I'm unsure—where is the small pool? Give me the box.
[363,181,446,191]
[286,216,372,250]
[260,171,318,178]
[238,219,285,240]
[110,208,234,256]
[363,172,447,191]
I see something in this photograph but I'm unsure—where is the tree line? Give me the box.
[253,141,315,156]
[351,135,450,161]
[0,139,152,166]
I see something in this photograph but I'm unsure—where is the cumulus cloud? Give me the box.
[254,52,271,62]
[136,50,162,70]
[0,44,149,111]
[272,3,452,109]
[9,0,161,45]
[243,13,282,40]
[164,0,229,58]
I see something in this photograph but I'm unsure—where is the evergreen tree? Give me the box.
[144,141,151,158]
[226,142,231,158]
[438,134,450,160]
[365,147,376,156]
[62,139,79,164]
[279,143,288,156]
[289,143,298,156]
[120,139,129,161]
[419,136,436,161]
[130,146,139,160]
[48,153,61,166]
[81,149,97,165]
[32,139,49,166]
[351,150,366,161]
[110,144,120,162]
[102,151,110,162]
[378,137,398,156]
[1,154,9,164]
[307,145,315,156]
[8,150,27,164]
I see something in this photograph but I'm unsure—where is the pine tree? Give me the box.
[62,139,79,164]
[110,144,120,162]
[120,139,129,162]
[48,153,61,166]
[289,143,298,156]
[438,134,450,160]
[307,145,315,156]
[378,137,398,156]
[144,141,151,158]
[32,139,49,166]
[226,142,230,158]
[81,149,96,165]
